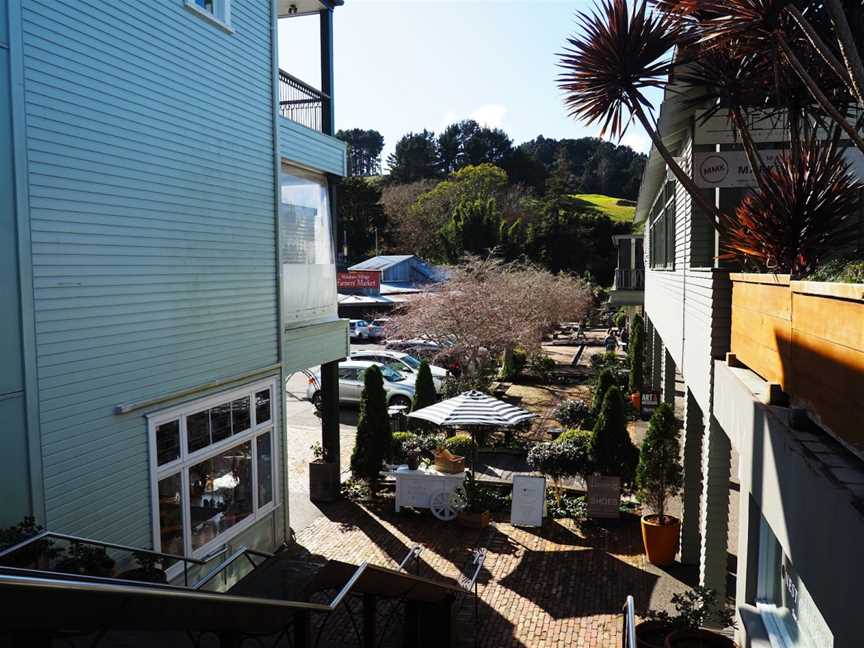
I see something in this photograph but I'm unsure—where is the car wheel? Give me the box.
[389,395,412,411]
[311,391,322,410]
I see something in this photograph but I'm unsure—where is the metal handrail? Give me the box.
[193,545,273,590]
[397,544,423,576]
[0,530,211,587]
[622,594,637,648]
[278,69,329,132]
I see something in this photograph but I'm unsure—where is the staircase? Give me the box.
[0,532,465,648]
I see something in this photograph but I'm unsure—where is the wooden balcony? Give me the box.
[729,273,864,457]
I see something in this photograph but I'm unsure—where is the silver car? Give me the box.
[349,350,448,392]
[306,360,415,410]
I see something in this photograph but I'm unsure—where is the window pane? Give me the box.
[187,410,210,454]
[188,442,253,551]
[158,474,184,556]
[255,389,271,425]
[156,420,180,466]
[257,432,273,507]
[231,397,250,434]
[279,166,337,325]
[211,403,232,444]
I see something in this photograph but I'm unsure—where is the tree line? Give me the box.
[335,121,646,285]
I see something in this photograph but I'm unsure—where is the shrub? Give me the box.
[443,433,476,463]
[552,399,591,428]
[391,431,419,463]
[555,428,591,445]
[545,490,587,521]
[592,367,616,415]
[350,365,391,491]
[591,385,638,484]
[412,360,438,411]
[806,256,864,283]
[527,435,592,502]
[527,352,556,382]
[628,313,645,395]
[636,403,682,523]
[500,347,528,381]
[613,309,627,331]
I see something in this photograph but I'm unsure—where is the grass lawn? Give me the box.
[570,193,636,222]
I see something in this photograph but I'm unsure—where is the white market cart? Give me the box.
[384,467,467,521]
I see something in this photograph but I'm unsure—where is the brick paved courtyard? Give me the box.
[293,497,682,648]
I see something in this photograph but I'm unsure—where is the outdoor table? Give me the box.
[383,466,467,521]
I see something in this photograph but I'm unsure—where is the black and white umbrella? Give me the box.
[407,390,535,427]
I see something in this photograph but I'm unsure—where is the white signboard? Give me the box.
[694,147,864,188]
[693,110,789,145]
[510,475,546,527]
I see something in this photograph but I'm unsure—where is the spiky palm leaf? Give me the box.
[557,0,683,139]
[719,138,863,275]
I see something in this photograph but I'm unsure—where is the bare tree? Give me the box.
[385,257,594,378]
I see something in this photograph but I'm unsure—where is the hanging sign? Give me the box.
[337,271,380,290]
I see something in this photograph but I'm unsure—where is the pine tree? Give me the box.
[628,313,645,395]
[412,361,437,411]
[592,367,616,416]
[350,365,391,492]
[636,403,682,522]
[591,385,638,483]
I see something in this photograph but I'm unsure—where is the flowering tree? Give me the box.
[385,257,594,379]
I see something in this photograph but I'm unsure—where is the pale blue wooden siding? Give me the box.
[21,0,278,544]
[279,116,347,176]
[0,0,33,526]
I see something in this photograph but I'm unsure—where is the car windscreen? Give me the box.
[401,355,421,370]
[379,365,405,382]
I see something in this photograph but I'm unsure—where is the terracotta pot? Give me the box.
[635,620,673,648]
[630,392,642,411]
[457,510,491,529]
[664,628,735,648]
[640,514,681,566]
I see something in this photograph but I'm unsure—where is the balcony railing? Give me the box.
[613,268,644,291]
[279,69,329,133]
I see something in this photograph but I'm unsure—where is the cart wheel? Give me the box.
[448,486,468,513]
[430,491,457,521]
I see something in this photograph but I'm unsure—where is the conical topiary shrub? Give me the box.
[628,313,645,395]
[350,365,391,493]
[411,360,438,432]
[636,402,682,523]
[592,367,616,416]
[590,385,638,484]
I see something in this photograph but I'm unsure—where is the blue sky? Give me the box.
[279,1,655,167]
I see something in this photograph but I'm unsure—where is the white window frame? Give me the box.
[184,0,233,33]
[147,378,279,574]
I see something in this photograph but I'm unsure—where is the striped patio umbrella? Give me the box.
[407,390,535,427]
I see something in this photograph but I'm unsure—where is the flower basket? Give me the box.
[434,449,465,474]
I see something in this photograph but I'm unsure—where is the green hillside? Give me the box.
[569,193,636,222]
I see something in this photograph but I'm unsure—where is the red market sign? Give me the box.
[337,271,380,290]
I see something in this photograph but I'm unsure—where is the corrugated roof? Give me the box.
[348,255,415,271]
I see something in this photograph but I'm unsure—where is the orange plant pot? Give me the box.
[640,514,681,566]
[630,392,642,411]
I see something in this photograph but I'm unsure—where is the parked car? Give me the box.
[385,339,462,376]
[350,350,449,392]
[348,319,371,340]
[367,318,390,339]
[306,361,415,410]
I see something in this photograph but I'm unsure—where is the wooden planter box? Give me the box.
[730,273,864,456]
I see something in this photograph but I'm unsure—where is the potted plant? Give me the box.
[636,402,683,566]
[639,587,736,648]
[588,385,638,516]
[117,551,168,583]
[456,473,492,529]
[309,441,340,503]
[527,433,592,505]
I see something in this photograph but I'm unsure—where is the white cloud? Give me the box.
[469,104,507,129]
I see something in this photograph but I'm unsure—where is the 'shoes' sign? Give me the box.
[337,271,380,290]
[587,475,621,519]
